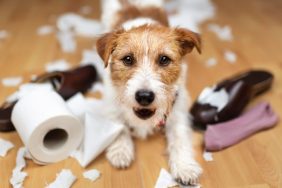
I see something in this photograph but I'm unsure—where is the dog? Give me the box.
[96,0,202,185]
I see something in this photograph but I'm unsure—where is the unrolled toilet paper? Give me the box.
[11,89,83,164]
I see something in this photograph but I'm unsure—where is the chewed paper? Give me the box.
[71,112,123,167]
[203,151,213,161]
[83,169,101,182]
[224,50,237,63]
[198,86,229,112]
[205,58,217,67]
[67,93,123,167]
[0,138,14,157]
[207,24,233,41]
[45,59,70,72]
[2,76,23,87]
[90,82,104,94]
[166,0,215,32]
[80,49,105,78]
[155,168,201,188]
[56,31,76,53]
[57,13,103,37]
[79,6,92,15]
[0,30,9,39]
[6,83,53,103]
[37,25,55,35]
[155,168,179,188]
[46,169,76,188]
[10,147,28,188]
[66,92,91,121]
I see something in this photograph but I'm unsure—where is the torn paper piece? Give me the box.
[166,0,215,32]
[1,77,23,87]
[224,50,237,64]
[79,6,92,15]
[155,168,201,188]
[6,91,19,103]
[0,30,9,39]
[46,169,76,188]
[84,98,104,113]
[56,31,76,53]
[45,59,70,72]
[10,147,28,188]
[0,138,14,157]
[207,24,233,41]
[205,58,217,67]
[67,93,104,120]
[6,83,53,103]
[66,93,90,121]
[57,13,103,37]
[71,112,123,167]
[18,82,54,99]
[90,83,104,94]
[30,74,37,81]
[80,49,105,78]
[198,87,229,112]
[155,168,179,188]
[83,169,101,182]
[203,151,213,161]
[24,151,32,160]
[37,25,55,35]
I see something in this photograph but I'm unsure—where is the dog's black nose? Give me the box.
[135,90,155,106]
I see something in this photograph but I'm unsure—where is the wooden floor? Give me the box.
[1,0,282,187]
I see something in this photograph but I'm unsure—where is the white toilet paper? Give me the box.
[11,89,84,164]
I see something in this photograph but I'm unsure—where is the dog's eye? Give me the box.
[121,55,134,66]
[158,56,171,66]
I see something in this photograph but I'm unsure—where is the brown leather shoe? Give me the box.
[190,70,274,130]
[0,102,16,132]
[0,64,98,132]
[34,64,97,100]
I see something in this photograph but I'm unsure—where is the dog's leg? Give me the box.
[106,128,134,168]
[166,90,202,185]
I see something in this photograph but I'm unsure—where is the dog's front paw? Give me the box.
[170,159,202,185]
[106,141,134,169]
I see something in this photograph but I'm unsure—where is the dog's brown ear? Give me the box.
[96,32,117,67]
[174,28,202,55]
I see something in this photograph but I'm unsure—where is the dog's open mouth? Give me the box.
[133,108,156,120]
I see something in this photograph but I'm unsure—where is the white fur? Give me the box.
[128,0,164,7]
[165,64,202,184]
[122,17,157,31]
[100,0,202,184]
[122,55,169,138]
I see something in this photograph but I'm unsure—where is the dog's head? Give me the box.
[96,25,201,126]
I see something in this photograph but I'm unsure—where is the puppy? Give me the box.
[96,0,202,185]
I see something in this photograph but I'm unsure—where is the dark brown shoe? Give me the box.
[190,70,274,130]
[0,64,98,132]
[34,64,97,100]
[0,102,16,132]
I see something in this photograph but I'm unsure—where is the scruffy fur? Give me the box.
[97,0,202,185]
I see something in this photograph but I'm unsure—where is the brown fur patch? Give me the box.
[96,24,201,87]
[156,61,181,85]
[107,25,184,86]
[110,59,137,86]
[175,28,202,54]
[96,30,124,67]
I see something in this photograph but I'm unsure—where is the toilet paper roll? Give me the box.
[11,89,83,164]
